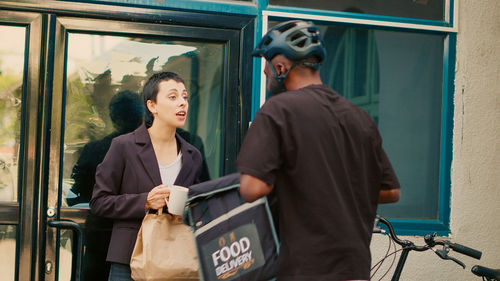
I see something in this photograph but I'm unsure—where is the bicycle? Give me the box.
[372,215,488,281]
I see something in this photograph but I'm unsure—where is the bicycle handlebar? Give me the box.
[376,216,428,251]
[426,234,482,260]
[374,215,486,281]
[447,242,482,260]
[471,265,500,280]
[375,215,482,261]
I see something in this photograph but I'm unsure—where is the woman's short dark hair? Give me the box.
[142,71,185,128]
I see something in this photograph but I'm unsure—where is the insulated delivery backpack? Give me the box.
[184,173,279,281]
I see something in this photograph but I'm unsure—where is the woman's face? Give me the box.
[147,79,189,128]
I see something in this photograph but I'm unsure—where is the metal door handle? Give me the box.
[48,220,85,281]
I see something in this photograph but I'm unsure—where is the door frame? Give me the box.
[46,16,251,280]
[0,10,45,281]
[1,2,255,280]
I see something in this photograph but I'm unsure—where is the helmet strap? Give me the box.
[300,61,321,70]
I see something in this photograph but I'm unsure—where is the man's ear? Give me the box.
[270,55,292,77]
[274,62,288,77]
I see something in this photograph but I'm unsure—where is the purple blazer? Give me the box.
[89,124,203,265]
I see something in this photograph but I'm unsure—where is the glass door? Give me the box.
[0,11,44,281]
[46,16,245,281]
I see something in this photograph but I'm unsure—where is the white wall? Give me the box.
[370,0,500,280]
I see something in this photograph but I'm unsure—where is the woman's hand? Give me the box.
[145,184,170,210]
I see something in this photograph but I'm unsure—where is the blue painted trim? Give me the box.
[64,0,258,16]
[381,219,450,237]
[250,0,266,118]
[449,0,455,27]
[440,33,456,231]
[265,6,451,28]
[221,43,228,175]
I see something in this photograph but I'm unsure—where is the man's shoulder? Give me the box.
[294,83,336,94]
[277,84,336,100]
[261,88,306,108]
[261,85,337,110]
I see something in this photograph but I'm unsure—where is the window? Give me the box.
[63,34,225,206]
[262,3,455,234]
[53,18,246,208]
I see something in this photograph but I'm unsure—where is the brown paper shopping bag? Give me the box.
[130,209,199,281]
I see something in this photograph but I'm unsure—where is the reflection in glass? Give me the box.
[67,90,144,206]
[62,33,224,280]
[58,229,74,281]
[0,225,16,281]
[0,25,25,203]
[319,24,380,122]
[63,34,223,207]
[269,0,445,21]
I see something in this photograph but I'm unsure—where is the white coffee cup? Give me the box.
[165,185,189,217]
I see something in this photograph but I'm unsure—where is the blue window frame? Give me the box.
[253,1,457,236]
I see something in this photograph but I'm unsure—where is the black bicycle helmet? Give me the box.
[252,20,326,62]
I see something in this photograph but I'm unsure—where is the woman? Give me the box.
[90,72,203,280]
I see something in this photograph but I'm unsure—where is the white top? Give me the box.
[159,151,183,186]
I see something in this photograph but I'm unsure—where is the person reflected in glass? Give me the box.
[176,127,210,182]
[69,90,144,206]
[68,90,144,280]
[90,72,204,281]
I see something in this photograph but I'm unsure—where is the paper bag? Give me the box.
[130,209,199,281]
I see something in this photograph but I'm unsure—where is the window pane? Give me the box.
[0,225,16,280]
[320,24,444,219]
[269,0,445,21]
[269,21,444,220]
[62,34,224,207]
[0,25,25,203]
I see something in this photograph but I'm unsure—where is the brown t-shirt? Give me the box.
[236,84,400,281]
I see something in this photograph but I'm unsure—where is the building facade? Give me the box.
[0,0,498,280]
